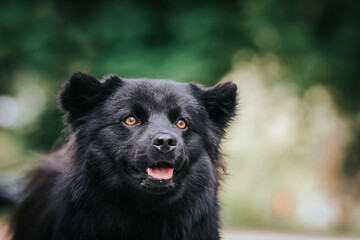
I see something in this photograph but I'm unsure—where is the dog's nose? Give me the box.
[152,133,177,153]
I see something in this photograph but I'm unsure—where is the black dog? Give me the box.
[9,72,237,240]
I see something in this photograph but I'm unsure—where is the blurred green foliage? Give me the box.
[1,0,359,103]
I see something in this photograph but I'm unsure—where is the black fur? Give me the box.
[10,72,237,240]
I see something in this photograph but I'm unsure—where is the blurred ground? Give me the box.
[0,222,9,240]
[223,229,359,240]
[1,224,358,240]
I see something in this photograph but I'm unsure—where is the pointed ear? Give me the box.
[58,72,104,114]
[58,72,123,117]
[201,82,238,128]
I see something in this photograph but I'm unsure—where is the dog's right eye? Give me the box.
[124,116,137,126]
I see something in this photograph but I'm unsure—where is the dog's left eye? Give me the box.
[176,119,187,129]
[124,116,137,125]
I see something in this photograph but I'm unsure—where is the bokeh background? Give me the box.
[0,0,359,237]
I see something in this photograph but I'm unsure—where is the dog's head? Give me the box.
[58,72,237,198]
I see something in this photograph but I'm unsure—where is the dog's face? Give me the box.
[59,73,237,198]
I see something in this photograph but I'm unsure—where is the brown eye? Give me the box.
[176,119,187,129]
[125,116,137,125]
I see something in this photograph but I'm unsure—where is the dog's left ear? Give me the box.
[203,82,238,128]
[192,82,238,128]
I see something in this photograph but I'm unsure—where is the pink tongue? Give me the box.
[147,168,174,180]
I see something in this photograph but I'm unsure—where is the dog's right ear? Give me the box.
[59,72,122,117]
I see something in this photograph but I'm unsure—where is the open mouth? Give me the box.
[129,162,175,181]
[127,161,180,194]
[146,162,174,180]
